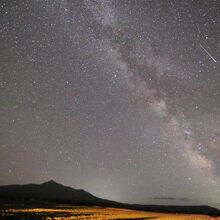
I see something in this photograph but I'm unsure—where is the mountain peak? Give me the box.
[42,180,60,186]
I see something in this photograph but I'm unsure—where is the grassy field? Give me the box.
[0,204,219,220]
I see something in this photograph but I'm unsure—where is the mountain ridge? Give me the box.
[0,180,219,216]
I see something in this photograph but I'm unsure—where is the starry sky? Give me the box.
[0,0,220,207]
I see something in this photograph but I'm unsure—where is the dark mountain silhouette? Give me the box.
[0,180,114,204]
[0,180,219,216]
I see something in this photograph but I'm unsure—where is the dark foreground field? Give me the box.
[0,201,219,220]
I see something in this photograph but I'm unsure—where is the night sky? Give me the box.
[0,0,220,207]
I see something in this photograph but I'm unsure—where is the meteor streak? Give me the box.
[199,43,218,63]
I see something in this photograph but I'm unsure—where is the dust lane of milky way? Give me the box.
[0,0,219,207]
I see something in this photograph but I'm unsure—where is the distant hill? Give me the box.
[0,180,115,205]
[0,180,219,216]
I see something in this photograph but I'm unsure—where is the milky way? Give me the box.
[0,0,219,207]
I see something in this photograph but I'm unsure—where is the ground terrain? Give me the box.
[0,203,219,220]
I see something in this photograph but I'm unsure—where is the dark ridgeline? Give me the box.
[0,180,219,216]
[0,180,115,204]
[0,180,118,207]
